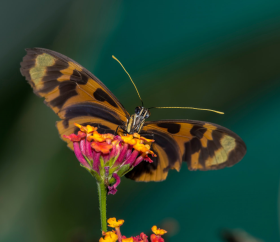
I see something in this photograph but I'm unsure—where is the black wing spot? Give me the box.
[190,138,202,154]
[80,72,89,84]
[40,79,60,93]
[190,125,207,139]
[182,137,202,163]
[198,147,210,168]
[70,70,81,82]
[49,81,78,109]
[157,123,181,134]
[93,88,118,108]
[182,141,191,164]
[69,70,89,85]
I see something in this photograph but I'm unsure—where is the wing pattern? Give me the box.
[21,48,246,182]
[20,48,129,149]
[126,120,246,182]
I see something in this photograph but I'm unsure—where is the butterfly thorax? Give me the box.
[124,106,150,134]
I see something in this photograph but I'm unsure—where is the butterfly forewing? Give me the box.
[126,120,246,182]
[20,48,129,150]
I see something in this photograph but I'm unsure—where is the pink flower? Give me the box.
[64,123,157,195]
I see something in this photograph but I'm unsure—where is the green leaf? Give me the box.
[120,166,134,176]
[100,156,105,168]
[90,169,103,183]
[116,164,131,177]
[84,155,93,167]
[108,177,116,184]
[109,166,118,176]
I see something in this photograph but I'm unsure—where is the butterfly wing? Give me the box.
[20,48,129,149]
[126,120,246,182]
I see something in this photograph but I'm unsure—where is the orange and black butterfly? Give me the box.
[20,48,246,182]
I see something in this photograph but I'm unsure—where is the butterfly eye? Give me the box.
[135,106,142,115]
[145,110,151,119]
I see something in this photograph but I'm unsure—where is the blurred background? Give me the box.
[0,0,280,241]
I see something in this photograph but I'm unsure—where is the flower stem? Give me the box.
[97,182,107,232]
[115,227,122,242]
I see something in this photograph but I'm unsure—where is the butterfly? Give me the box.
[20,48,246,182]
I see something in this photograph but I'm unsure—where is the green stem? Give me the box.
[97,182,107,232]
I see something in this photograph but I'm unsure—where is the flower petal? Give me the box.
[85,138,94,161]
[120,134,137,145]
[144,155,153,163]
[99,231,118,242]
[73,142,91,169]
[107,217,124,228]
[108,173,121,195]
[86,125,97,133]
[102,133,115,140]
[63,133,83,142]
[151,226,167,236]
[124,150,139,166]
[122,238,133,242]
[133,142,150,153]
[114,143,128,166]
[150,234,165,242]
[88,132,106,142]
[74,123,97,134]
[91,142,113,154]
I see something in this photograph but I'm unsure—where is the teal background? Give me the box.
[0,0,280,241]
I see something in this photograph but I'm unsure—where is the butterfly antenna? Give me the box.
[112,55,144,106]
[148,106,224,114]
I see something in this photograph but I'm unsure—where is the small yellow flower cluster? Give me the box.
[99,218,167,242]
[107,217,125,228]
[151,226,167,236]
[100,231,118,242]
[120,133,155,156]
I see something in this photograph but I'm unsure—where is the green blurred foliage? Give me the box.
[1,0,280,241]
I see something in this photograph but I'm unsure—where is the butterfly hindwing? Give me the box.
[20,48,129,149]
[126,120,246,182]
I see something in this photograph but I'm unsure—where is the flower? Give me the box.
[64,123,157,195]
[88,131,106,142]
[150,226,167,242]
[74,123,97,133]
[133,233,148,242]
[151,226,167,236]
[108,173,121,195]
[91,141,113,154]
[64,131,86,141]
[108,217,124,228]
[99,231,118,242]
[150,234,164,242]
[101,218,167,242]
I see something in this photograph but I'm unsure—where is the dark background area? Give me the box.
[0,1,280,241]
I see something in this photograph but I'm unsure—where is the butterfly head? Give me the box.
[135,106,150,119]
[125,106,150,134]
